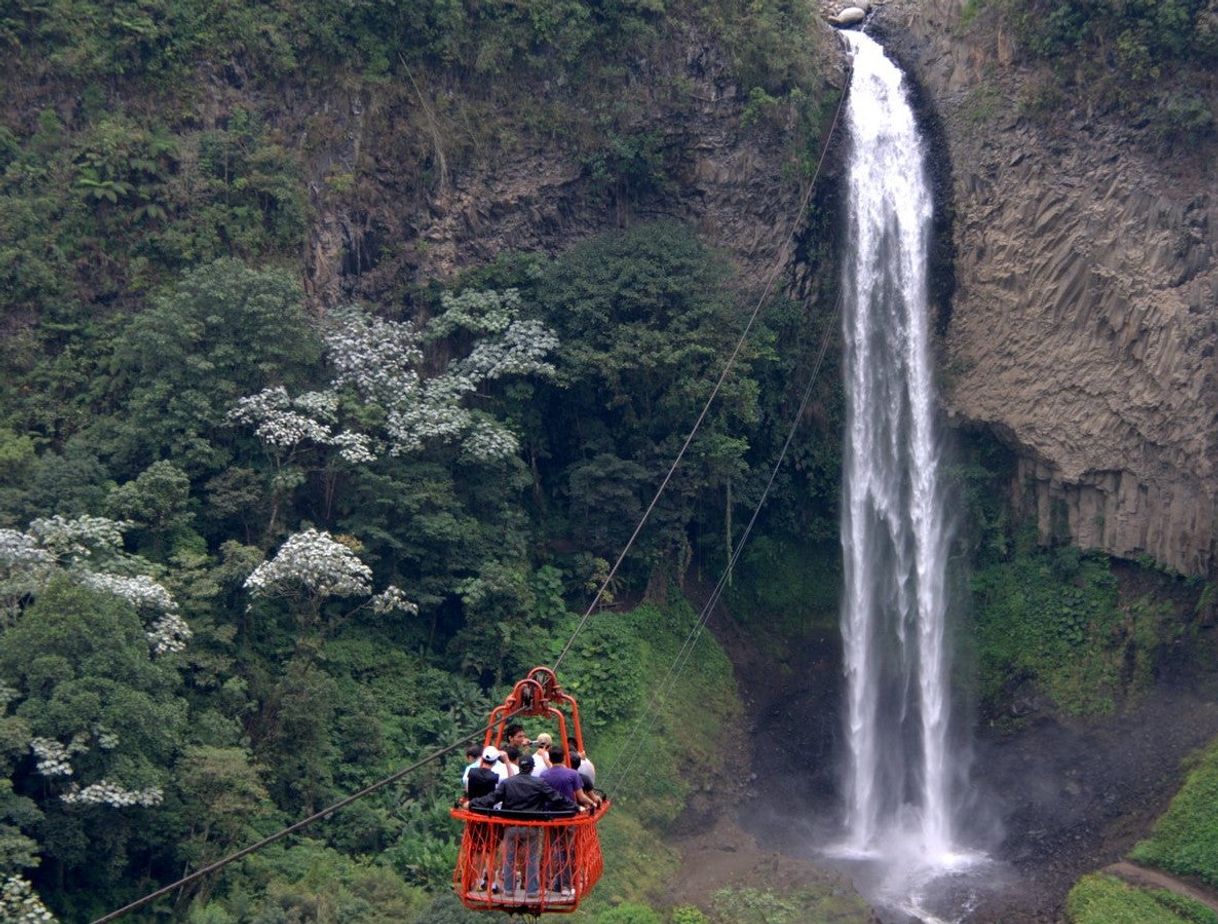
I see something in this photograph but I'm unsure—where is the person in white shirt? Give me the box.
[568,736,596,788]
[461,743,483,791]
[530,733,554,776]
[483,744,509,782]
[502,744,521,777]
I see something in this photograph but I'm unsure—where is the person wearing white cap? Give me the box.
[466,746,505,800]
[481,744,510,783]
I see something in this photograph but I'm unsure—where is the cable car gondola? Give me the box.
[451,667,609,914]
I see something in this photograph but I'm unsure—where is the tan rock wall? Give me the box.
[878,0,1218,575]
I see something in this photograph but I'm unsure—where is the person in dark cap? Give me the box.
[470,755,580,896]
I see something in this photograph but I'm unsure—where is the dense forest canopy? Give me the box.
[0,0,842,918]
[6,0,1212,919]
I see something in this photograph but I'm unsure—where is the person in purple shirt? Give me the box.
[540,746,598,809]
[539,745,599,894]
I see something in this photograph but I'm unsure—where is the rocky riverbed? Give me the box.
[683,590,1218,923]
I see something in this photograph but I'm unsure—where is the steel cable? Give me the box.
[90,74,850,924]
[601,294,842,800]
[90,707,525,924]
[552,85,848,674]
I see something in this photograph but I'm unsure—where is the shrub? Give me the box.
[1066,874,1213,924]
[1131,739,1218,888]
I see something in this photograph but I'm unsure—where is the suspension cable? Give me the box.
[91,75,850,924]
[90,707,525,924]
[602,294,842,799]
[552,85,848,673]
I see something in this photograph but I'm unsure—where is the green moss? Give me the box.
[1131,739,1218,889]
[576,813,678,917]
[959,81,1005,125]
[971,545,1184,719]
[1066,874,1214,924]
[554,595,742,829]
[504,592,742,918]
[725,535,840,638]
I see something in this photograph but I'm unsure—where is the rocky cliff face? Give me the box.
[875,0,1218,576]
[305,0,1218,576]
[303,25,835,311]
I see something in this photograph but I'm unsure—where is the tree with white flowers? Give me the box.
[245,529,416,631]
[0,874,57,923]
[229,288,558,470]
[0,515,189,655]
[0,510,191,894]
[0,581,188,905]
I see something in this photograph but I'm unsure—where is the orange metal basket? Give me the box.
[451,803,608,913]
[451,667,609,914]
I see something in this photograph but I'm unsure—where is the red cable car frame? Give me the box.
[452,667,610,914]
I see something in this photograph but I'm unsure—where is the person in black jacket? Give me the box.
[470,756,579,896]
[465,746,503,801]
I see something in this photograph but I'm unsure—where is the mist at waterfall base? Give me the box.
[827,29,992,922]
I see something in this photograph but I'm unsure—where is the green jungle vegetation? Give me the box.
[0,0,842,918]
[1131,737,1218,891]
[970,540,1185,719]
[963,0,1218,147]
[0,218,841,921]
[707,885,873,923]
[951,434,1206,725]
[1066,874,1218,924]
[2,0,1215,921]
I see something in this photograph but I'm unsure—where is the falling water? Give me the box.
[838,29,956,864]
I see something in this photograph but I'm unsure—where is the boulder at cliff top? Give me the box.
[830,7,867,26]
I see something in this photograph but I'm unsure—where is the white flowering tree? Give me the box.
[228,288,558,470]
[0,512,191,868]
[0,515,190,655]
[0,874,56,923]
[0,574,187,772]
[244,529,416,631]
[227,388,376,466]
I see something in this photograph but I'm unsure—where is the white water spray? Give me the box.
[838,29,956,863]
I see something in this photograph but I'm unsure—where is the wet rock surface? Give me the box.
[304,23,838,310]
[876,0,1218,577]
[962,667,1218,922]
[698,575,1218,922]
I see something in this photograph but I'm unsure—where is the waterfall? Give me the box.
[838,29,955,861]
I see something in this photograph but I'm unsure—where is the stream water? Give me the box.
[835,28,984,920]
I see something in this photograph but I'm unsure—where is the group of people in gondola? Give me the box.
[457,723,603,899]
[459,723,603,814]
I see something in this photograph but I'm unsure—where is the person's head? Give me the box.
[480,745,501,765]
[535,732,553,751]
[505,745,521,763]
[548,744,565,766]
[466,744,482,762]
[570,753,582,770]
[518,755,535,775]
[505,724,528,747]
[567,736,582,754]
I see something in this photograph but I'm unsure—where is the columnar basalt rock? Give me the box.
[878,0,1218,575]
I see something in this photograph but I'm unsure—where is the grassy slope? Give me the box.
[551,595,743,918]
[1131,739,1218,889]
[1067,874,1216,924]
